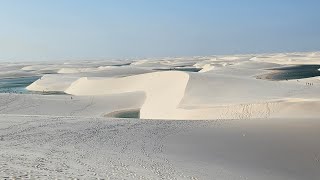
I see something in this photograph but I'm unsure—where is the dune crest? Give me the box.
[12,51,320,120]
[65,71,190,119]
[26,74,78,92]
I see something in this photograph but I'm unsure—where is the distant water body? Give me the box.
[0,76,40,93]
[153,67,202,72]
[0,76,65,95]
[258,65,320,81]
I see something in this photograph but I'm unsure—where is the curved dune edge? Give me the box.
[28,71,320,120]
[199,64,215,73]
[65,71,190,119]
[26,75,78,92]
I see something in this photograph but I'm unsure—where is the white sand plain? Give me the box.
[0,52,320,179]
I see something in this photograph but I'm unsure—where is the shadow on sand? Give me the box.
[105,109,140,119]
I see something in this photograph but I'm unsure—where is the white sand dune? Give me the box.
[65,71,189,119]
[0,92,145,117]
[27,67,153,92]
[252,52,320,65]
[73,66,153,77]
[19,52,320,120]
[26,74,79,92]
[1,52,320,179]
[58,67,101,74]
[198,64,215,72]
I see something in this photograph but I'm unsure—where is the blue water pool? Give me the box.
[258,65,320,81]
[0,76,40,93]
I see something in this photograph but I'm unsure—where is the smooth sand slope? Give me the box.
[1,51,320,179]
[65,71,189,119]
[0,116,320,179]
[23,51,320,119]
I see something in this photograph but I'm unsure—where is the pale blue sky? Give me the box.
[0,0,319,61]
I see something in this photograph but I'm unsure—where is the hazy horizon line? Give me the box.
[1,49,320,63]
